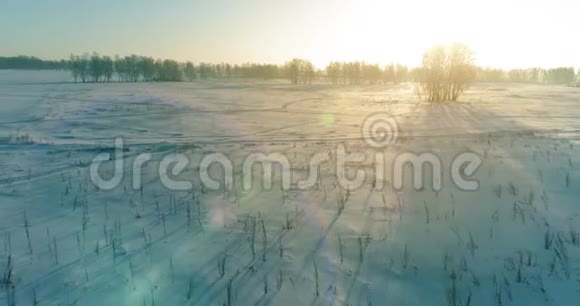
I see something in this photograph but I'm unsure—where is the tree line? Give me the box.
[477,67,577,84]
[326,62,409,85]
[2,53,578,86]
[0,56,67,70]
[67,53,319,84]
[67,54,423,86]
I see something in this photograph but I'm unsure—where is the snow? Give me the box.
[1,70,580,305]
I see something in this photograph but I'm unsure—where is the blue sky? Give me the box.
[1,0,579,68]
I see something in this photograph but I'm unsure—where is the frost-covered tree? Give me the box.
[184,62,196,81]
[89,53,103,82]
[545,67,576,84]
[326,62,341,85]
[418,43,476,102]
[284,59,315,84]
[140,57,156,82]
[157,59,182,82]
[69,55,82,83]
[79,54,90,83]
[102,56,114,82]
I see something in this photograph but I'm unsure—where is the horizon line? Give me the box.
[1,53,579,71]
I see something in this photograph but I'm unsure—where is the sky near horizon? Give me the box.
[1,0,578,69]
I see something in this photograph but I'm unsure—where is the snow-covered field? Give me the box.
[1,70,580,306]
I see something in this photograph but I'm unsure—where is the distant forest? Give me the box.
[0,54,578,85]
[0,56,67,70]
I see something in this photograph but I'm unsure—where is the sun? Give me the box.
[306,0,470,68]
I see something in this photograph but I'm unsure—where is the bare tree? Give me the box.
[89,53,103,82]
[418,43,476,102]
[69,55,82,83]
[102,56,114,82]
[184,62,196,81]
[140,56,156,82]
